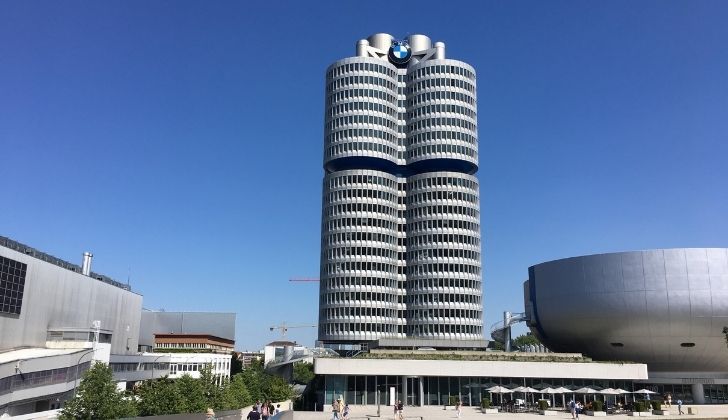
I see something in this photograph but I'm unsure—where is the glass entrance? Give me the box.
[407,377,420,406]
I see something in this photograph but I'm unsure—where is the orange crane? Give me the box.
[289,277,320,282]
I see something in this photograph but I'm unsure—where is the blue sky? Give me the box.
[1,1,727,350]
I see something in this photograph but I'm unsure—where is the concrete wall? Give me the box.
[0,247,142,355]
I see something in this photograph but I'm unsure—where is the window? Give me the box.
[0,256,26,315]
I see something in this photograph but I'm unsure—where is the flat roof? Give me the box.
[0,348,83,364]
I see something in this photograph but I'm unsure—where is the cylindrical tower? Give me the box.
[319,170,400,341]
[319,34,483,348]
[405,172,483,339]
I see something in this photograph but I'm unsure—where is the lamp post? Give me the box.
[73,348,97,398]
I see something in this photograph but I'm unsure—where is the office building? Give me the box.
[319,33,483,348]
[524,248,728,404]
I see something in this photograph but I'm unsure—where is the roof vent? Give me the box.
[81,252,93,276]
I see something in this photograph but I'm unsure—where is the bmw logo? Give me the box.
[388,41,411,66]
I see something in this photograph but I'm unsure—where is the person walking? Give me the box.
[456,400,462,418]
[261,401,270,420]
[569,399,576,419]
[396,400,404,420]
[667,394,672,408]
[275,404,281,415]
[677,399,684,415]
[343,403,351,420]
[247,406,261,420]
[332,397,342,420]
[206,408,217,420]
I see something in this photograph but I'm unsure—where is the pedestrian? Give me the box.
[569,399,576,419]
[396,400,404,420]
[677,399,683,415]
[256,400,262,413]
[456,400,462,418]
[332,397,342,420]
[667,394,672,407]
[576,401,582,420]
[343,403,351,420]
[275,404,281,415]
[206,408,217,420]
[261,400,270,420]
[268,401,275,418]
[247,405,261,420]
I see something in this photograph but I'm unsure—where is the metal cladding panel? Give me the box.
[0,247,142,355]
[138,311,236,347]
[525,248,728,373]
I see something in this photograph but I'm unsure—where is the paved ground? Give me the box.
[291,405,728,420]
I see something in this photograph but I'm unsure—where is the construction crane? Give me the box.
[269,323,317,339]
[289,277,319,282]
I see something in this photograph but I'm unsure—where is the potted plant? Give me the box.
[587,400,606,416]
[481,398,498,414]
[629,401,653,417]
[538,399,556,416]
[650,401,669,415]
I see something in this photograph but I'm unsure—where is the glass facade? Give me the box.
[0,255,26,315]
[0,361,90,395]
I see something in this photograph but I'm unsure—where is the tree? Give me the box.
[223,374,253,409]
[265,375,293,402]
[230,353,244,376]
[175,374,207,413]
[59,362,137,420]
[292,362,315,385]
[199,364,226,410]
[136,377,183,416]
[513,333,541,348]
[240,360,265,402]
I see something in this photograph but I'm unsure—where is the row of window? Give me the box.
[407,292,482,305]
[408,190,478,205]
[407,308,482,320]
[326,127,397,146]
[407,248,480,261]
[410,89,475,107]
[111,362,169,372]
[321,322,397,335]
[407,263,481,276]
[326,245,398,260]
[408,219,480,233]
[409,64,475,82]
[409,175,478,189]
[321,276,398,289]
[327,88,398,109]
[328,100,398,119]
[155,342,230,351]
[406,278,481,290]
[327,114,398,131]
[408,143,477,159]
[407,204,479,219]
[327,75,397,93]
[326,217,397,231]
[323,231,398,246]
[327,173,398,189]
[0,361,90,395]
[320,291,397,306]
[325,188,397,204]
[407,77,475,95]
[322,306,398,319]
[409,103,476,121]
[324,203,398,218]
[408,324,482,335]
[324,261,397,275]
[408,233,481,247]
[409,116,476,134]
[325,140,398,159]
[409,129,478,147]
[327,61,397,80]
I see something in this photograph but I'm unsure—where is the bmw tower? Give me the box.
[319,34,484,349]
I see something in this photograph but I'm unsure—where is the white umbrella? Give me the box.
[540,387,565,408]
[600,388,620,407]
[614,389,631,405]
[634,389,656,401]
[487,386,513,406]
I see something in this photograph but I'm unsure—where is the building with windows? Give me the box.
[524,248,728,404]
[154,334,234,354]
[319,33,484,349]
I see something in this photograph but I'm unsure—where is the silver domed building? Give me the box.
[524,248,728,404]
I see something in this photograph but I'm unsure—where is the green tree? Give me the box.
[223,374,253,409]
[175,374,207,413]
[241,360,265,402]
[199,364,226,410]
[230,353,244,376]
[265,375,293,401]
[292,362,315,385]
[59,362,137,420]
[136,377,183,416]
[513,333,541,348]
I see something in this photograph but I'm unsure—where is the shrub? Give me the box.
[650,401,661,411]
[538,400,549,411]
[481,398,491,408]
[449,396,460,406]
[592,400,604,412]
[634,401,646,412]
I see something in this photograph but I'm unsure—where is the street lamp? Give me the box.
[150,353,170,381]
[73,348,97,398]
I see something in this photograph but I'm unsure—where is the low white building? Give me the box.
[168,353,232,385]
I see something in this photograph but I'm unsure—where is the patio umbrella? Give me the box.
[554,387,571,408]
[600,388,621,407]
[573,387,599,403]
[540,387,565,408]
[634,389,656,401]
[614,389,631,405]
[486,386,513,406]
